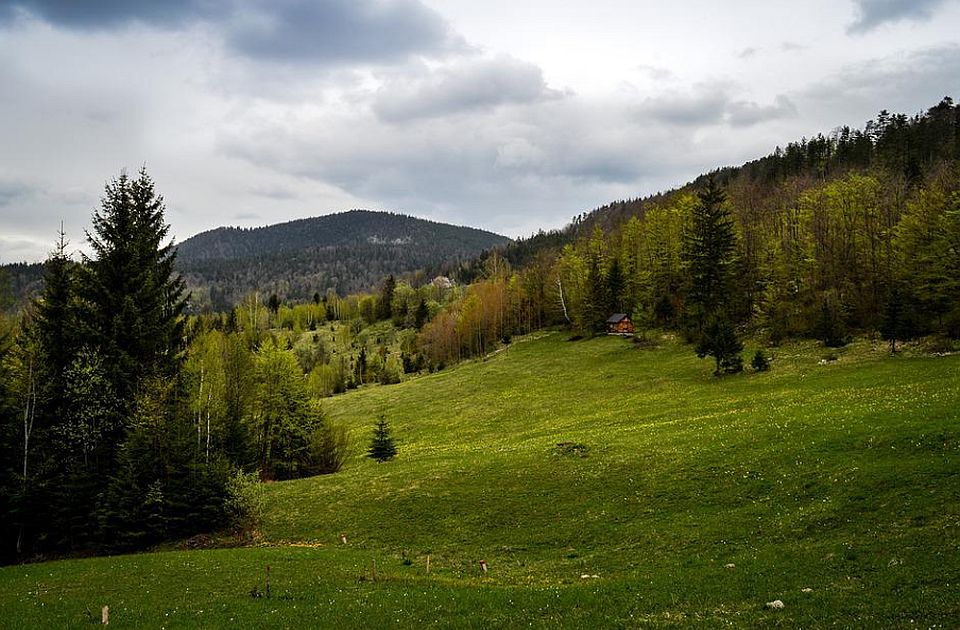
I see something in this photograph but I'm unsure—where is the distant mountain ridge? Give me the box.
[175,210,510,309]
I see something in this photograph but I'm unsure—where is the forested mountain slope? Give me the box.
[175,210,510,309]
[457,97,960,284]
[429,97,960,360]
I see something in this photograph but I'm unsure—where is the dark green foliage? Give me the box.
[881,286,917,352]
[267,294,281,314]
[814,297,849,348]
[95,378,233,551]
[751,349,771,372]
[221,334,254,469]
[81,168,187,415]
[367,416,397,463]
[585,256,609,333]
[0,262,43,312]
[0,169,239,563]
[606,258,625,314]
[695,316,743,376]
[414,299,429,330]
[31,231,78,399]
[653,293,676,327]
[377,275,396,321]
[682,174,737,333]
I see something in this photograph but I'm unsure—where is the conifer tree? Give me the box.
[367,416,397,462]
[32,228,79,414]
[378,275,396,321]
[81,168,187,418]
[696,316,744,376]
[607,257,626,314]
[881,285,915,352]
[682,174,737,333]
[414,299,429,330]
[682,175,743,372]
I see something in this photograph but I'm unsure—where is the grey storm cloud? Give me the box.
[638,88,730,126]
[1,0,464,64]
[802,44,960,117]
[847,0,950,33]
[0,179,32,207]
[638,88,797,128]
[373,57,563,123]
[226,0,465,64]
[727,95,798,127]
[0,0,206,28]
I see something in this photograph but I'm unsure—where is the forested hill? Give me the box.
[176,210,510,309]
[455,96,960,283]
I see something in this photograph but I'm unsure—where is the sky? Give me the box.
[0,0,958,263]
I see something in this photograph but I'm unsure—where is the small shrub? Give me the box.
[751,350,771,372]
[378,364,401,385]
[226,470,264,532]
[310,420,350,474]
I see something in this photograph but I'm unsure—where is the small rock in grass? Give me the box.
[579,574,599,579]
[801,588,813,593]
[724,563,736,569]
[765,599,785,610]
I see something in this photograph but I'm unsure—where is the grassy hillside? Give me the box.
[1,333,958,627]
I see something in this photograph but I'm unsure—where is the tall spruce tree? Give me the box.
[682,175,743,372]
[81,168,187,418]
[682,174,737,333]
[378,275,396,321]
[32,228,79,425]
[607,257,626,314]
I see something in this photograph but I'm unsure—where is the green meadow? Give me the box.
[2,333,958,628]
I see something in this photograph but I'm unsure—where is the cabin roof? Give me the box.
[606,313,630,324]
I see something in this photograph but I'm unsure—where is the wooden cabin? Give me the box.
[606,313,635,335]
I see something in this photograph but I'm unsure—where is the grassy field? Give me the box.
[1,332,958,627]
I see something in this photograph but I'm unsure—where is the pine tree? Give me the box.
[682,174,737,333]
[81,168,187,419]
[881,285,915,352]
[377,275,396,321]
[414,299,429,330]
[367,416,397,462]
[606,257,626,314]
[267,294,281,314]
[32,228,79,415]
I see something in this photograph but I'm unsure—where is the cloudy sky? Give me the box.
[1,0,958,262]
